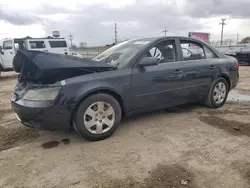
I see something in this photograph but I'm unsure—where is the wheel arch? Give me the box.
[220,73,231,89]
[70,88,126,127]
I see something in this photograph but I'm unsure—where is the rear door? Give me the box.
[1,39,15,68]
[130,39,188,110]
[177,38,219,100]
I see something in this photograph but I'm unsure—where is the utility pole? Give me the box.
[220,18,226,45]
[114,23,118,44]
[237,33,239,44]
[162,28,168,36]
[68,33,73,48]
[208,32,212,44]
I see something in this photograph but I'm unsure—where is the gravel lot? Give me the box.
[1,67,250,188]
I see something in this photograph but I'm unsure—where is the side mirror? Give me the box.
[138,57,159,67]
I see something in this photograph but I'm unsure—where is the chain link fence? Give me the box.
[70,47,109,59]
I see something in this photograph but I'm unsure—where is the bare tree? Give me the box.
[240,36,250,44]
[79,42,87,48]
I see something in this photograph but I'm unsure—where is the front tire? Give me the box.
[204,77,229,108]
[74,93,122,141]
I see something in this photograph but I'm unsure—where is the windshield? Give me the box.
[93,39,152,68]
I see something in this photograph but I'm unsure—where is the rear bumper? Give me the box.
[11,100,71,131]
[230,71,239,90]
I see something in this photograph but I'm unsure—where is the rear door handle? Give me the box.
[210,65,216,69]
[173,69,183,74]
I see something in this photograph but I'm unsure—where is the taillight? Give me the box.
[232,56,240,69]
[236,61,240,69]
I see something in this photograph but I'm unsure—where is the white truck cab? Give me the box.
[0,37,69,73]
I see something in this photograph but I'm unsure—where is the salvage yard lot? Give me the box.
[1,68,250,188]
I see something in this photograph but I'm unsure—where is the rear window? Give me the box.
[49,41,67,48]
[29,41,46,49]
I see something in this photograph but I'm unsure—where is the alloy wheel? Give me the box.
[213,82,227,104]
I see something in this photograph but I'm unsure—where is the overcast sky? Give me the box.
[0,0,250,46]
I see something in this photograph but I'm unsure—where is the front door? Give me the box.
[130,39,186,111]
[2,39,15,69]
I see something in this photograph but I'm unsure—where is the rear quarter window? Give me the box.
[204,46,218,59]
[49,41,67,48]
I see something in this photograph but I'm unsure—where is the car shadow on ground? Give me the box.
[2,102,249,152]
[0,103,200,152]
[120,103,201,126]
[199,105,250,137]
[91,163,197,188]
[120,102,250,139]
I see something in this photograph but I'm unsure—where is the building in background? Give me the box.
[188,32,210,43]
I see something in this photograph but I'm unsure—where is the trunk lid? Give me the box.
[13,50,116,84]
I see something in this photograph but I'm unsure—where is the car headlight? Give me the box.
[23,87,61,101]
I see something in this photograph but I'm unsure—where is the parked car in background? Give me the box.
[0,37,69,75]
[11,36,239,141]
[70,52,84,58]
[226,51,250,65]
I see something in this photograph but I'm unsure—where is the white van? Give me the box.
[0,37,69,73]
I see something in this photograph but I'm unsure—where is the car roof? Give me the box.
[135,36,202,41]
[126,36,208,45]
[127,36,222,58]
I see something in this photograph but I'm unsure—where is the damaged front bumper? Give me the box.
[11,99,71,131]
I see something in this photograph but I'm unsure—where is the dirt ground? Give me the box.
[1,68,250,188]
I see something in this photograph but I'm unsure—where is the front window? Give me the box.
[14,42,26,50]
[145,40,176,63]
[3,40,13,50]
[93,39,152,68]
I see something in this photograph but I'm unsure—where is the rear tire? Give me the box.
[204,77,229,108]
[74,93,122,141]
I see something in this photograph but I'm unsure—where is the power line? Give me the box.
[162,28,168,36]
[114,23,118,44]
[220,18,226,45]
[68,33,73,48]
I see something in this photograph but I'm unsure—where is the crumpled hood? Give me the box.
[13,50,116,84]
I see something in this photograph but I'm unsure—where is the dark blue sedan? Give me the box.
[11,36,239,141]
